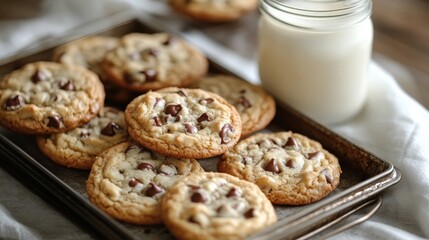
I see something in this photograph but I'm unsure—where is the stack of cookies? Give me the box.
[0,31,341,240]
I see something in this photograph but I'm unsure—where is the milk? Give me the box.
[258,6,373,125]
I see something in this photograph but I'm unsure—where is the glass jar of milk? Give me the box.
[258,0,373,125]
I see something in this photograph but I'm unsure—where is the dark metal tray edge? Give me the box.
[0,134,137,240]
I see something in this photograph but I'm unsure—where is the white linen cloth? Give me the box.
[0,0,428,239]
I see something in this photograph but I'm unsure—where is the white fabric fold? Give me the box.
[330,62,429,239]
[0,205,40,240]
[0,0,428,239]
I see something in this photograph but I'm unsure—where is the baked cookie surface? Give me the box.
[161,172,277,240]
[36,107,128,170]
[53,36,119,76]
[192,75,276,137]
[86,141,204,225]
[102,33,208,93]
[53,36,137,104]
[0,61,105,134]
[125,87,242,159]
[218,131,341,205]
[169,0,258,22]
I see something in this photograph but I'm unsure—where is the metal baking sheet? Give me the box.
[0,11,401,240]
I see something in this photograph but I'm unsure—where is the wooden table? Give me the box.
[372,0,429,107]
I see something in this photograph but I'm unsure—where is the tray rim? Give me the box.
[0,133,138,240]
[0,10,402,240]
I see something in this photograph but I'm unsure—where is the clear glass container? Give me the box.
[258,0,373,125]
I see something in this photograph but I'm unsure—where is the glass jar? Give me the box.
[258,0,373,125]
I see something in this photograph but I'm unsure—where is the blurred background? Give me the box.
[372,0,429,108]
[0,0,427,107]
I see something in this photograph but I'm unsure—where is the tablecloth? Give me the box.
[0,0,428,239]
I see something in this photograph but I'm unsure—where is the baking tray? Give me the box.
[0,11,401,240]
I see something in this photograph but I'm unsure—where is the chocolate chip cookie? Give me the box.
[53,36,137,104]
[36,107,128,170]
[0,61,105,134]
[192,75,276,137]
[125,87,242,159]
[53,36,119,76]
[218,132,341,205]
[101,33,208,93]
[169,0,258,22]
[161,172,277,240]
[86,141,204,225]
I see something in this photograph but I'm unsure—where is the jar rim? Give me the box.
[260,0,372,30]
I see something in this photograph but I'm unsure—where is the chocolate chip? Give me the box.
[226,188,241,198]
[308,151,322,159]
[4,95,25,111]
[237,96,252,108]
[286,160,294,168]
[141,69,157,82]
[101,122,120,136]
[31,69,49,83]
[197,113,210,123]
[284,137,299,149]
[153,116,163,126]
[145,182,163,197]
[322,169,334,184]
[137,162,154,171]
[165,104,182,116]
[199,98,214,105]
[244,208,255,218]
[128,178,140,187]
[219,123,234,144]
[191,192,207,203]
[239,89,246,94]
[59,80,74,91]
[184,123,197,134]
[47,116,62,129]
[264,159,280,173]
